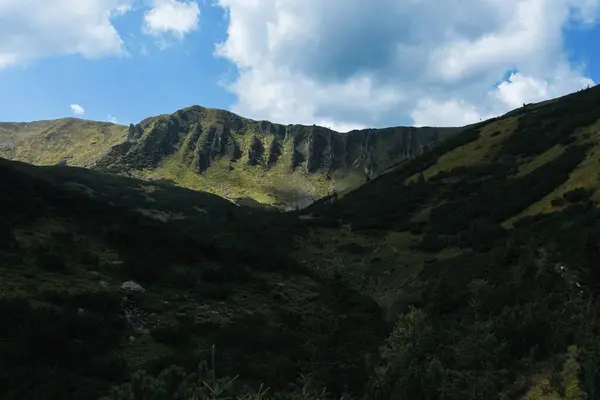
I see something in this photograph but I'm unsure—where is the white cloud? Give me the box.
[70,104,85,116]
[0,0,133,69]
[143,0,200,39]
[215,0,600,128]
[493,65,594,109]
[107,114,118,123]
[412,64,595,127]
[411,99,493,128]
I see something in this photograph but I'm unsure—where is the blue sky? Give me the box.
[0,2,234,124]
[565,22,600,82]
[0,0,599,130]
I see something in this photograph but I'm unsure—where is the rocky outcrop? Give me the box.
[267,138,282,168]
[93,105,459,207]
[100,107,457,178]
[247,135,265,166]
[127,123,144,141]
[98,116,181,169]
[121,281,145,292]
[191,124,244,172]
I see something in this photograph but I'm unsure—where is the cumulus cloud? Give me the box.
[215,0,600,129]
[411,99,493,128]
[70,104,85,116]
[107,114,118,123]
[142,0,200,39]
[0,0,133,69]
[493,65,594,109]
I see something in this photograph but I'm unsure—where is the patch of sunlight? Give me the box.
[504,123,600,228]
[407,116,519,183]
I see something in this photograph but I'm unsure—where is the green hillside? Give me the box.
[3,85,600,399]
[0,118,127,166]
[0,106,458,209]
[300,84,600,399]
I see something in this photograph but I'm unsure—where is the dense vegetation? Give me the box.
[305,84,600,398]
[2,85,600,399]
[0,159,387,399]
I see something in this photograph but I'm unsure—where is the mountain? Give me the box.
[0,118,126,167]
[4,84,600,400]
[0,107,459,209]
[298,84,600,398]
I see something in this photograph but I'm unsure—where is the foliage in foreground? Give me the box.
[102,347,351,400]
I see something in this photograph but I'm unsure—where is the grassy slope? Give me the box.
[303,86,600,306]
[0,118,127,166]
[294,85,600,398]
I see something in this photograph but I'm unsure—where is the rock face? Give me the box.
[95,106,458,193]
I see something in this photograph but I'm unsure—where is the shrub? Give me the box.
[36,250,68,271]
[416,233,448,253]
[163,265,198,290]
[151,323,193,346]
[194,282,234,300]
[563,188,594,203]
[551,197,567,207]
[337,242,369,255]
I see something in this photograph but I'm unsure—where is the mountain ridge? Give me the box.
[0,105,459,209]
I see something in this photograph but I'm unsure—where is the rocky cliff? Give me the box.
[94,106,458,208]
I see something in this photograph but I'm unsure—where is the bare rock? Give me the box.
[121,281,145,292]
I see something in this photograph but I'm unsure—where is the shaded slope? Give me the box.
[0,157,388,399]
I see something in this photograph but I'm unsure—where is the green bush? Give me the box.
[36,250,68,271]
[563,187,594,203]
[151,323,193,346]
[101,346,350,400]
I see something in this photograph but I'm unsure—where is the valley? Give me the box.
[2,85,600,399]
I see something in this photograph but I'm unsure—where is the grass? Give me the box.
[522,346,584,400]
[406,116,519,183]
[0,118,127,166]
[515,144,565,178]
[292,224,450,313]
[504,119,600,227]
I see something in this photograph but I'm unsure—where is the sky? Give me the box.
[0,0,599,132]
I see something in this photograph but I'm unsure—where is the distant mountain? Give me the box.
[0,107,459,209]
